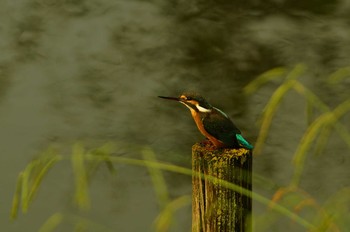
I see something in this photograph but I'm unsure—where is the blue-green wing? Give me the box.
[203,108,253,149]
[202,109,241,147]
[236,134,253,149]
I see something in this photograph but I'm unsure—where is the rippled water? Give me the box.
[1,1,349,231]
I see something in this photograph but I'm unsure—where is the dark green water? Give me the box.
[1,1,349,231]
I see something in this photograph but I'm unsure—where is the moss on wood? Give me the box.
[192,141,252,232]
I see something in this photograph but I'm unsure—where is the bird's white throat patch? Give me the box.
[196,104,212,113]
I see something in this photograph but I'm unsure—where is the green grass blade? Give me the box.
[291,114,329,187]
[244,67,287,95]
[92,143,115,174]
[71,143,90,210]
[293,81,350,149]
[313,125,332,157]
[142,147,169,209]
[85,143,116,182]
[74,220,88,232]
[100,144,116,174]
[21,161,37,213]
[154,195,191,232]
[28,154,62,206]
[38,213,63,232]
[254,64,306,155]
[292,99,350,187]
[306,97,315,126]
[10,172,24,219]
[327,66,350,84]
[320,187,350,231]
[11,147,61,218]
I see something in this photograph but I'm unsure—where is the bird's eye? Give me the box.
[186,97,192,100]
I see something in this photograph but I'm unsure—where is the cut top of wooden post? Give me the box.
[192,142,251,162]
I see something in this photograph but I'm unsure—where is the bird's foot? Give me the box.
[200,139,218,150]
[200,139,211,146]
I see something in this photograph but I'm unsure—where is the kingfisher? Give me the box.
[158,92,253,149]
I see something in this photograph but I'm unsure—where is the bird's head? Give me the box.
[158,92,212,113]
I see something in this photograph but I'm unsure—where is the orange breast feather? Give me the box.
[189,109,224,147]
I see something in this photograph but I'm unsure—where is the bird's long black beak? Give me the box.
[158,96,180,101]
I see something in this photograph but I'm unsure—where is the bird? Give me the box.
[158,92,253,149]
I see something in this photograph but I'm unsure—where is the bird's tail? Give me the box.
[236,134,253,150]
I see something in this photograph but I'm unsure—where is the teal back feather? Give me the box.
[236,134,253,149]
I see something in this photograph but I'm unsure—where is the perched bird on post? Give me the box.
[158,92,253,149]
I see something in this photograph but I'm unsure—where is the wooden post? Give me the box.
[192,142,252,232]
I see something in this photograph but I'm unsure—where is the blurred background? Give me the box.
[1,0,350,231]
